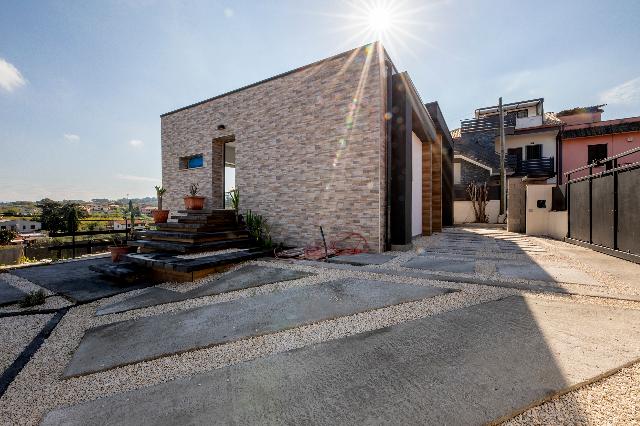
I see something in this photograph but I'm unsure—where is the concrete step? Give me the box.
[88,262,147,284]
[128,237,254,253]
[124,248,271,273]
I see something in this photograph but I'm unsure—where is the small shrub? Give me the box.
[245,210,273,249]
[19,290,46,308]
[0,229,17,245]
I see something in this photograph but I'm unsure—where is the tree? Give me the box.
[0,229,17,245]
[37,200,87,232]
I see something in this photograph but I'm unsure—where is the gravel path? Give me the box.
[0,314,53,372]
[1,228,639,425]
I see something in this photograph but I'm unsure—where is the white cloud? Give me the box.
[224,7,234,18]
[0,58,27,92]
[115,174,160,182]
[600,76,640,106]
[129,139,144,148]
[63,133,80,142]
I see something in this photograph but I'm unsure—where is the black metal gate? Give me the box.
[566,147,640,263]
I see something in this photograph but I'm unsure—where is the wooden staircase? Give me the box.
[129,209,254,254]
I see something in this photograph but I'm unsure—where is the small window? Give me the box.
[588,144,608,165]
[1,226,5,230]
[526,144,543,160]
[179,154,204,170]
[453,162,461,184]
[516,110,528,118]
[31,225,35,229]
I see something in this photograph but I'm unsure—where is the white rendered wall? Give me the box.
[411,132,423,236]
[525,184,567,239]
[454,200,500,224]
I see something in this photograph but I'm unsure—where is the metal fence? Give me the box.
[565,146,640,263]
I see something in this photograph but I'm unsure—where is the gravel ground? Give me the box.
[506,361,640,425]
[0,314,53,372]
[1,229,639,425]
[0,272,53,296]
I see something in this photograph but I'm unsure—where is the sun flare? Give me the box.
[367,6,392,33]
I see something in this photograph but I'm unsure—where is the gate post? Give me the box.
[589,166,593,244]
[613,158,618,250]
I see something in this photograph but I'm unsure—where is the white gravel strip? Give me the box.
[505,360,640,425]
[0,273,53,296]
[0,296,72,314]
[0,314,53,372]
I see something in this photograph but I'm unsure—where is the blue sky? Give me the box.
[1,0,639,201]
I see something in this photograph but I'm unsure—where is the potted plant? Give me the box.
[152,185,169,223]
[108,232,134,262]
[184,183,205,210]
[229,188,240,222]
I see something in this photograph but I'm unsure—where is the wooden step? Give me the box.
[155,222,240,233]
[172,216,238,225]
[128,237,254,253]
[138,230,250,243]
[124,248,270,273]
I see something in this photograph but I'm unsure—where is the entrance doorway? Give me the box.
[224,142,236,209]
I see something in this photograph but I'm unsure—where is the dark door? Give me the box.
[526,144,542,160]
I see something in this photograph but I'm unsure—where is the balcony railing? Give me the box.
[507,155,555,178]
[460,114,516,134]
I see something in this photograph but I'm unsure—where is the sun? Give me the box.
[367,6,393,33]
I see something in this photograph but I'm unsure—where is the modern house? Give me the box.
[449,128,501,223]
[160,42,453,252]
[558,106,640,181]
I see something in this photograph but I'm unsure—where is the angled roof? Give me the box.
[562,115,640,138]
[425,101,454,149]
[453,129,501,172]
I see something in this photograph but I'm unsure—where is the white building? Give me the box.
[0,219,42,233]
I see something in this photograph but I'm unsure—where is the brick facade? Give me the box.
[161,45,388,251]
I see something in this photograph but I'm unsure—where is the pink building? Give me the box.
[559,106,640,181]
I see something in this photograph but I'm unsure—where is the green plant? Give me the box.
[0,229,17,245]
[17,255,37,264]
[229,188,240,212]
[188,183,200,196]
[19,290,46,308]
[155,186,167,210]
[245,210,273,249]
[110,232,126,247]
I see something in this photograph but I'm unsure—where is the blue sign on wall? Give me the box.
[188,155,203,168]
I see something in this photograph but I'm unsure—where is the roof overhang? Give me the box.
[476,98,543,116]
[395,72,437,143]
[454,154,494,174]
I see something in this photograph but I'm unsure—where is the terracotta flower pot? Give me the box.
[109,245,134,262]
[184,196,205,210]
[152,209,170,223]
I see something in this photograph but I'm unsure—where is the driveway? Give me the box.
[1,227,640,425]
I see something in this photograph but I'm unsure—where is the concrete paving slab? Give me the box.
[186,265,313,298]
[403,257,477,273]
[0,280,26,306]
[328,253,396,266]
[64,279,454,377]
[95,265,312,316]
[10,258,150,303]
[96,288,181,316]
[44,296,640,425]
[497,263,598,285]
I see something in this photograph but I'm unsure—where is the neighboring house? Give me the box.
[0,219,42,233]
[558,106,640,181]
[160,42,453,252]
[461,98,562,184]
[450,128,501,223]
